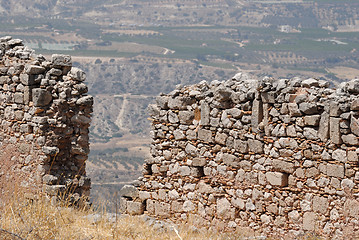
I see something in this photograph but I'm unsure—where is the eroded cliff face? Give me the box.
[0,36,92,204]
[121,73,359,238]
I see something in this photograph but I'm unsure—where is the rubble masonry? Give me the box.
[0,36,92,204]
[121,72,359,238]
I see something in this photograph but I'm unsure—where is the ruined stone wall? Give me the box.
[0,37,92,204]
[121,73,359,238]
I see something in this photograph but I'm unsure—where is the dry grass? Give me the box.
[0,189,251,240]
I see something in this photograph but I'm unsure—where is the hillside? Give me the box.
[0,0,358,205]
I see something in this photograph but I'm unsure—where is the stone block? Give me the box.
[288,103,301,117]
[14,92,24,104]
[234,139,248,153]
[304,115,320,126]
[301,78,319,87]
[52,54,72,67]
[127,201,144,215]
[332,149,347,162]
[261,92,276,103]
[251,99,263,133]
[192,157,207,167]
[179,166,191,176]
[222,153,238,167]
[344,199,359,218]
[168,111,179,123]
[303,212,317,231]
[248,139,263,153]
[68,67,86,81]
[330,117,342,144]
[330,101,341,117]
[351,116,359,136]
[299,102,318,114]
[183,200,195,212]
[173,129,186,140]
[171,201,183,212]
[313,196,329,215]
[348,151,358,162]
[155,201,171,217]
[266,172,288,186]
[318,112,329,141]
[217,198,235,220]
[272,159,294,173]
[327,164,344,178]
[342,134,359,145]
[32,88,52,107]
[198,128,213,143]
[303,127,318,140]
[119,185,139,199]
[25,65,45,74]
[351,98,359,111]
[200,101,210,125]
[179,111,194,124]
[215,132,227,145]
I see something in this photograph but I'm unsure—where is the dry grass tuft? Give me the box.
[0,189,250,240]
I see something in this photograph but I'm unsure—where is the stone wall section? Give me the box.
[121,72,359,238]
[0,36,92,204]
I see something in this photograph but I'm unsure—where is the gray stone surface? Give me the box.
[330,118,342,144]
[32,88,52,106]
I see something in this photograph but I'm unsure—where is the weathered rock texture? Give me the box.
[121,73,359,238]
[0,36,92,204]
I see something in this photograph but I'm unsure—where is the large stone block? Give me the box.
[222,153,238,167]
[179,111,194,124]
[351,116,359,136]
[119,185,139,199]
[248,139,263,153]
[217,198,235,220]
[272,159,294,174]
[155,201,171,217]
[192,157,207,167]
[313,196,329,215]
[303,212,317,231]
[330,117,342,144]
[127,201,145,215]
[251,99,263,133]
[234,139,248,153]
[327,164,344,178]
[304,115,320,126]
[52,54,72,67]
[198,128,213,143]
[318,112,330,141]
[25,65,45,74]
[200,101,210,125]
[215,132,228,145]
[32,88,52,107]
[266,172,288,186]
